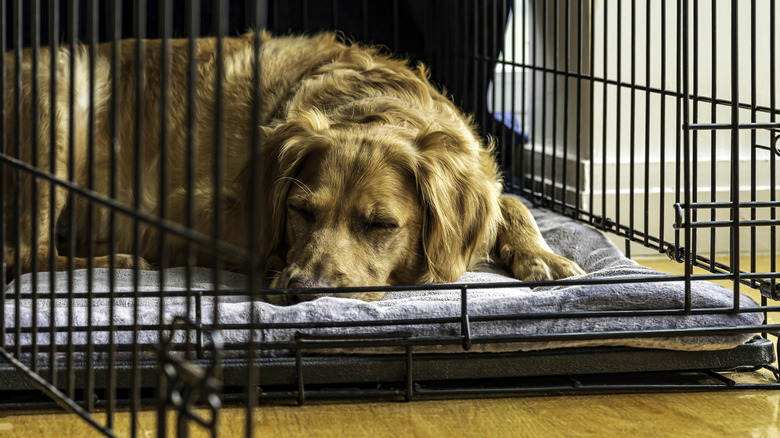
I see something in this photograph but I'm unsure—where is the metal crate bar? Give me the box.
[0,2,778,437]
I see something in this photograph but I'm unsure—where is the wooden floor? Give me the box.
[1,256,778,437]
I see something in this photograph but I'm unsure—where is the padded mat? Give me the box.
[3,196,764,355]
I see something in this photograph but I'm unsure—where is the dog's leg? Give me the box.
[3,47,150,278]
[3,48,70,277]
[495,196,585,281]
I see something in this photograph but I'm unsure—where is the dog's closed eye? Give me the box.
[288,202,315,223]
[363,220,399,232]
[362,211,400,233]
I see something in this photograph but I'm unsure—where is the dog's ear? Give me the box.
[250,111,331,267]
[414,128,502,283]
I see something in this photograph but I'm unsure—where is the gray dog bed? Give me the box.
[2,196,764,356]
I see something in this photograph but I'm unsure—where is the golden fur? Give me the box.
[3,32,583,304]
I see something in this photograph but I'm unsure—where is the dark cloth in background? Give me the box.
[4,0,513,149]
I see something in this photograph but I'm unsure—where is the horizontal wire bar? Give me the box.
[489,57,780,117]
[410,382,780,397]
[6,271,778,303]
[234,325,780,350]
[686,122,780,130]
[679,201,780,209]
[0,153,252,262]
[3,272,774,299]
[680,219,780,229]
[6,325,778,353]
[4,304,779,337]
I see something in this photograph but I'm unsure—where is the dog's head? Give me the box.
[258,101,501,305]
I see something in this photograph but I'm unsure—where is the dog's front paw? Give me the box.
[3,247,35,278]
[4,248,15,280]
[499,245,585,282]
[95,253,153,271]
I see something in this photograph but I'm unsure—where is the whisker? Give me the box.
[276,176,313,197]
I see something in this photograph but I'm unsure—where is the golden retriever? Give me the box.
[2,32,584,304]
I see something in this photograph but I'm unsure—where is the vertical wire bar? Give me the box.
[681,0,692,311]
[497,0,505,172]
[1,0,7,352]
[481,0,488,131]
[520,0,527,192]
[332,0,338,28]
[460,0,467,117]
[575,0,582,216]
[659,0,667,251]
[30,0,40,376]
[442,0,452,122]
[157,0,172,434]
[615,0,622,231]
[473,1,480,139]
[47,0,59,388]
[213,0,227,346]
[530,0,538,196]
[551,0,558,205]
[769,0,776,307]
[540,0,547,200]
[562,0,570,208]
[643,0,651,246]
[107,0,121,428]
[460,286,471,350]
[296,345,305,405]
[405,346,413,402]
[132,0,147,433]
[510,0,517,187]
[246,5,265,436]
[12,0,23,361]
[749,0,757,288]
[691,0,699,277]
[709,0,717,271]
[158,0,172,336]
[393,0,399,51]
[272,0,278,33]
[85,0,98,412]
[674,0,683,260]
[730,0,742,306]
[157,335,168,438]
[301,0,308,30]
[420,0,434,117]
[629,0,637,241]
[494,1,506,162]
[761,0,771,336]
[185,0,201,360]
[587,0,595,223]
[600,0,607,229]
[66,0,77,400]
[362,0,368,41]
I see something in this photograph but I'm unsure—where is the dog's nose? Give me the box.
[286,276,330,304]
[286,292,327,304]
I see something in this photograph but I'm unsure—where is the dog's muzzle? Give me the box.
[269,264,332,304]
[285,275,331,304]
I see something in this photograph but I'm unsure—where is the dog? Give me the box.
[2,32,584,304]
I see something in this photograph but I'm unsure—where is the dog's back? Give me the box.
[2,32,371,272]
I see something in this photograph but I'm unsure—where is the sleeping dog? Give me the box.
[2,32,584,303]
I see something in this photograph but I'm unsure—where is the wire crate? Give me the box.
[1,1,779,437]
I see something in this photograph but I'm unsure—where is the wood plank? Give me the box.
[3,389,780,437]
